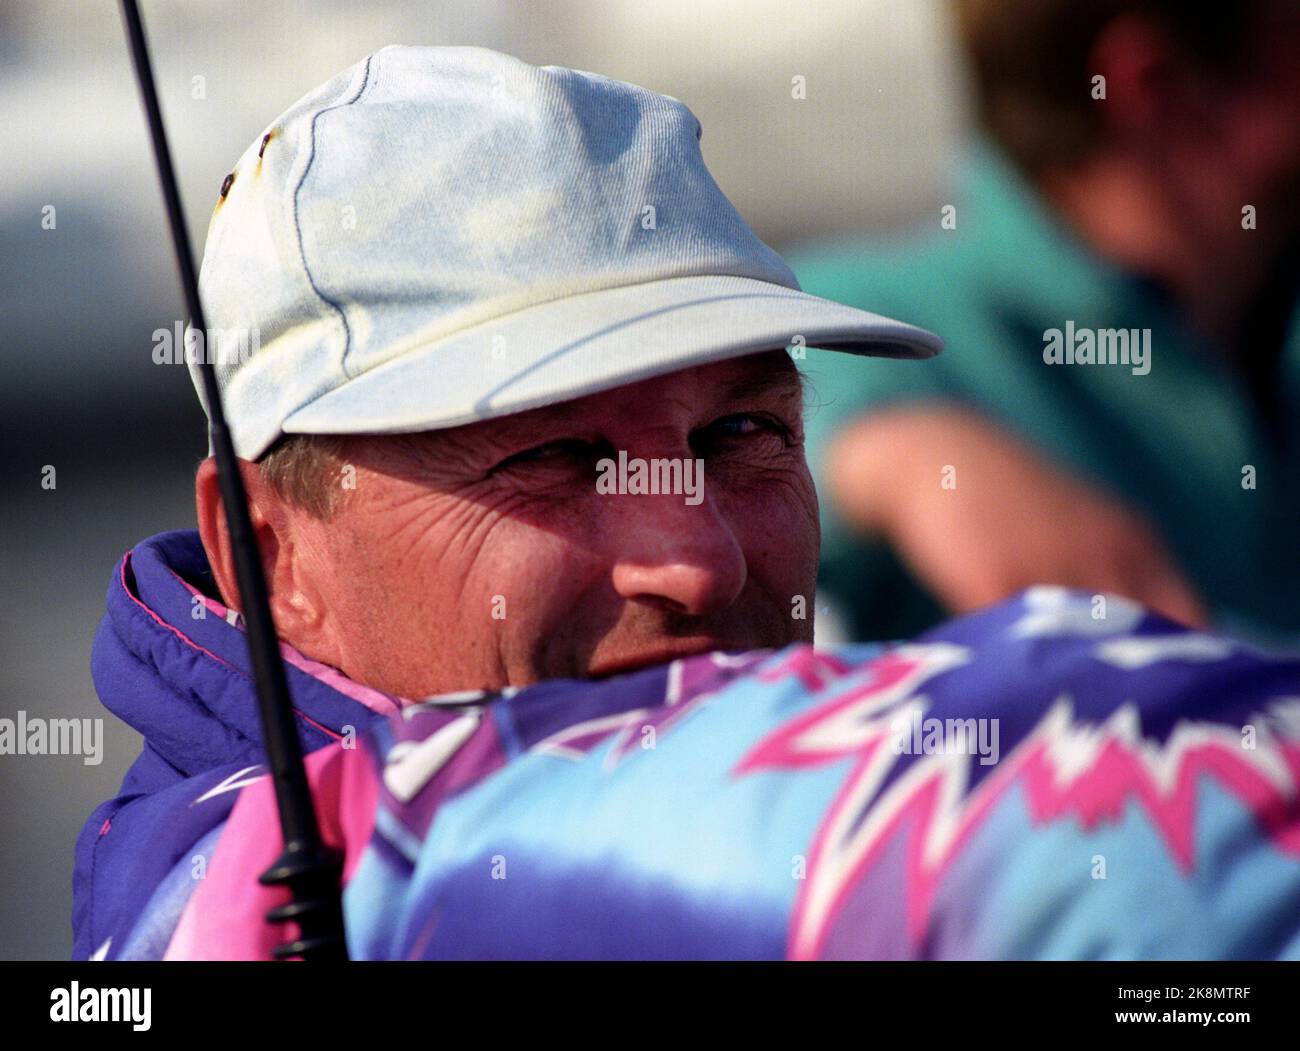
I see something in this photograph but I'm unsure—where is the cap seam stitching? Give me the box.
[290,53,379,388]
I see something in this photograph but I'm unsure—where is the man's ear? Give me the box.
[194,457,328,646]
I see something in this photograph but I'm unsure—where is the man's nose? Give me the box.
[606,489,747,617]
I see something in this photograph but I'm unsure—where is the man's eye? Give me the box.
[491,438,603,473]
[695,413,791,451]
[711,415,763,437]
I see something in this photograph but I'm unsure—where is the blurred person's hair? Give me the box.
[955,0,1275,177]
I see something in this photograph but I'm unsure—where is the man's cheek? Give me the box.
[466,527,598,631]
[719,464,819,549]
[732,493,819,599]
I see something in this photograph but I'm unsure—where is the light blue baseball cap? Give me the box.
[192,45,941,461]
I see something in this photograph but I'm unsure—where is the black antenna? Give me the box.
[119,0,348,960]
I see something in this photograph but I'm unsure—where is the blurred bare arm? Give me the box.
[823,405,1207,627]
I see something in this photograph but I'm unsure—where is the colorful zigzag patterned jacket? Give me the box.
[73,530,1300,960]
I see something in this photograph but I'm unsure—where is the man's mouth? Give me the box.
[586,638,747,680]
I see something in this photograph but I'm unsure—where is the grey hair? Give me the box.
[256,433,351,519]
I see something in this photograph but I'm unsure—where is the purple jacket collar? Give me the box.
[93,529,402,773]
[72,529,399,958]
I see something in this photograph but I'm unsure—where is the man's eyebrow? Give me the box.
[717,364,807,405]
[474,359,808,443]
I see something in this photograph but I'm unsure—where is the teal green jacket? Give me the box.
[792,143,1300,648]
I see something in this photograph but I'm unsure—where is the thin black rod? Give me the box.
[118,0,346,960]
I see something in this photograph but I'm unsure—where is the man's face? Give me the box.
[271,349,819,698]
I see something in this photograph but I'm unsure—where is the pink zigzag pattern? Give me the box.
[735,643,1300,959]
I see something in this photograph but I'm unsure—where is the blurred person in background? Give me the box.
[794,0,1300,648]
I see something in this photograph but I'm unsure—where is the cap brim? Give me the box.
[278,273,941,449]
